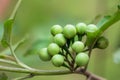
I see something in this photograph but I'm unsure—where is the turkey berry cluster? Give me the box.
[38,23,109,71]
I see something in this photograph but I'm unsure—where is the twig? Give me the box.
[0,65,106,80]
[12,74,34,80]
[83,71,106,80]
[75,68,106,80]
[9,0,22,20]
[0,54,15,61]
[0,59,19,67]
[9,44,33,70]
[0,65,71,75]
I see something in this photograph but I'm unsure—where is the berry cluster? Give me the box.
[38,23,109,71]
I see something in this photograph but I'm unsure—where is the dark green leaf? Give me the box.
[1,19,14,47]
[96,16,111,28]
[0,73,8,80]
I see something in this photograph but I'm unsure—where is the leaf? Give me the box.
[113,49,120,64]
[0,73,8,80]
[96,16,111,28]
[1,19,14,47]
[95,9,120,38]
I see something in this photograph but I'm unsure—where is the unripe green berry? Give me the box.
[38,48,51,61]
[51,25,63,36]
[86,24,98,33]
[63,24,76,39]
[86,24,98,38]
[75,53,89,66]
[76,23,87,35]
[85,24,99,46]
[53,34,66,47]
[72,41,85,53]
[47,43,60,56]
[95,36,109,49]
[51,54,64,67]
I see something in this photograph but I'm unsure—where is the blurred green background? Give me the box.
[0,0,120,80]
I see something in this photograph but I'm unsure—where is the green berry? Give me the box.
[76,23,87,35]
[51,54,64,67]
[51,25,63,36]
[85,24,99,40]
[47,43,60,56]
[86,24,98,33]
[96,36,109,49]
[38,48,51,61]
[63,24,76,39]
[72,41,85,53]
[75,53,89,66]
[53,34,66,47]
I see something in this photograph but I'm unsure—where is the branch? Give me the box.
[9,0,22,20]
[0,66,71,75]
[0,65,106,80]
[84,8,120,72]
[83,71,106,80]
[0,54,15,61]
[13,74,34,80]
[9,44,33,70]
[0,59,19,67]
[75,68,106,80]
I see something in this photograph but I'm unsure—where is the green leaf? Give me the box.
[0,73,8,80]
[1,19,14,47]
[96,10,120,37]
[96,16,111,28]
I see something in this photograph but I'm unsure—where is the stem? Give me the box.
[9,0,22,20]
[0,65,105,80]
[13,74,34,80]
[0,59,19,67]
[9,44,33,70]
[75,68,106,80]
[0,54,15,61]
[63,46,74,60]
[84,47,93,71]
[62,62,71,70]
[9,44,20,63]
[83,71,106,80]
[0,66,71,75]
[84,9,120,72]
